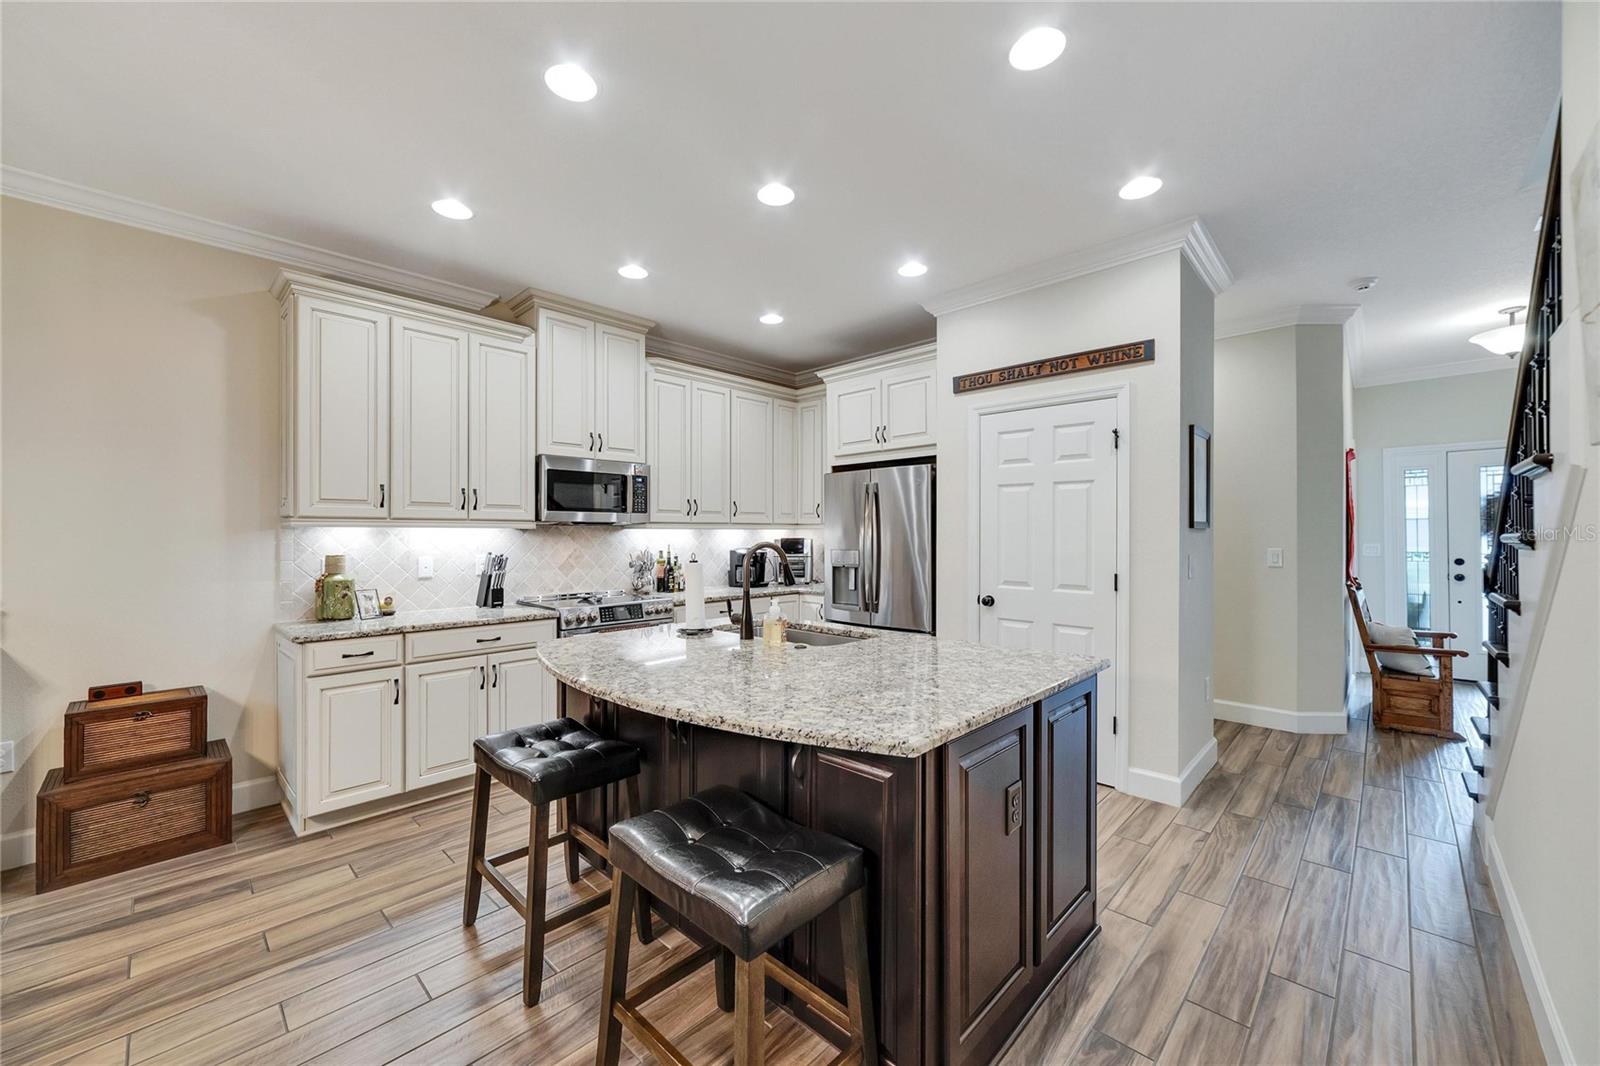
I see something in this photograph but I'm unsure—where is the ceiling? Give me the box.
[0,3,1560,383]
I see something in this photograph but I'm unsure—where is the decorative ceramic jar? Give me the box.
[314,554,356,621]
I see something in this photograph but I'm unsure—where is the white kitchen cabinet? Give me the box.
[690,380,733,524]
[820,344,937,463]
[796,394,824,525]
[773,400,798,526]
[649,370,694,523]
[404,657,488,789]
[535,307,648,461]
[469,335,537,522]
[294,296,391,519]
[731,390,774,524]
[276,271,533,525]
[489,648,557,731]
[304,665,404,816]
[779,594,826,623]
[390,316,469,520]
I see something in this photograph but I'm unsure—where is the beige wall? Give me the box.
[1351,369,1517,628]
[1,197,284,865]
[933,250,1215,800]
[1212,324,1348,729]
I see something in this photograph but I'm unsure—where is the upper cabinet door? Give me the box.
[773,399,798,526]
[594,326,646,461]
[536,309,595,457]
[730,390,774,524]
[882,361,937,452]
[470,335,536,522]
[690,381,733,525]
[830,378,882,458]
[296,297,390,519]
[649,371,694,523]
[390,316,469,521]
[796,398,824,525]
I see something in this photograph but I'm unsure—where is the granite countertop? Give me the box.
[275,604,558,644]
[537,621,1106,757]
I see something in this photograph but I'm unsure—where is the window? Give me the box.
[1403,467,1431,629]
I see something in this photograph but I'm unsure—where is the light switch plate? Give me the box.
[417,555,434,579]
[1362,543,1382,557]
[0,741,14,774]
[1266,548,1285,568]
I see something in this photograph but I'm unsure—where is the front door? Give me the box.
[977,397,1119,785]
[1446,448,1505,681]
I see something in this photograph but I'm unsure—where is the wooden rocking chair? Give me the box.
[1347,578,1465,739]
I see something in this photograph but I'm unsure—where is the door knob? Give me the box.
[978,594,995,607]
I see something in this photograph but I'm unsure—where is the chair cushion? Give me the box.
[1368,621,1437,676]
[472,719,640,806]
[608,785,864,960]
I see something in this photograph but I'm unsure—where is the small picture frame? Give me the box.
[1189,425,1211,529]
[355,588,382,620]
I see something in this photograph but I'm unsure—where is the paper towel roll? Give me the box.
[683,556,706,627]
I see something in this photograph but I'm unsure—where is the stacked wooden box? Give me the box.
[35,684,232,893]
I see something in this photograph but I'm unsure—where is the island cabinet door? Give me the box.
[608,704,673,819]
[1035,680,1096,969]
[942,706,1035,1066]
[674,722,786,812]
[786,746,923,1066]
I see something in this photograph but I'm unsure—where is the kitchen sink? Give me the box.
[725,620,868,647]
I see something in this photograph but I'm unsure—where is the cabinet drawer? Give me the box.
[36,741,232,893]
[64,686,207,783]
[406,620,553,662]
[306,635,404,675]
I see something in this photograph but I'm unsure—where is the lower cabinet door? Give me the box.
[404,657,488,789]
[1036,684,1094,966]
[305,666,404,815]
[943,705,1035,1066]
[488,648,556,731]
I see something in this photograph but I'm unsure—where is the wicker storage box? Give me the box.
[63,686,207,783]
[36,740,232,893]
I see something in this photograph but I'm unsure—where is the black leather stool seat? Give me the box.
[609,785,864,960]
[473,719,641,806]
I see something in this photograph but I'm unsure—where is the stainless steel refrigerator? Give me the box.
[822,462,934,633]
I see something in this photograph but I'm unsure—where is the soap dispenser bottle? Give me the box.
[763,599,786,647]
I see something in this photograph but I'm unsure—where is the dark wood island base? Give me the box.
[560,674,1099,1066]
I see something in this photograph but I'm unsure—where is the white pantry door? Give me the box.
[978,397,1119,784]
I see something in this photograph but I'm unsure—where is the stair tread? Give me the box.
[1486,591,1521,614]
[1471,715,1493,746]
[1483,641,1510,665]
[1466,747,1485,774]
[1509,452,1554,479]
[1498,531,1536,549]
[1461,770,1484,803]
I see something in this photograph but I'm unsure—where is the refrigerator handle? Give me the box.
[870,482,883,613]
[861,482,874,615]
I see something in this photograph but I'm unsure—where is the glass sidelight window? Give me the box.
[1403,467,1431,629]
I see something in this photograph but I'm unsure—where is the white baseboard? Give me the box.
[1213,699,1347,734]
[0,775,284,872]
[1124,737,1218,807]
[1480,816,1575,1065]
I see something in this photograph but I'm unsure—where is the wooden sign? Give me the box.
[952,339,1155,394]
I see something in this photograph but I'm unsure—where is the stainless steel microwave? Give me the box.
[536,455,650,524]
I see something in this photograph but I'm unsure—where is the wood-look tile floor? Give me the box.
[0,681,1545,1065]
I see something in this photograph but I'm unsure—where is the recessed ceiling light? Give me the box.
[757,182,795,207]
[759,312,784,325]
[430,198,473,221]
[1009,27,1067,71]
[897,260,928,278]
[544,63,598,103]
[617,263,649,280]
[1118,175,1163,200]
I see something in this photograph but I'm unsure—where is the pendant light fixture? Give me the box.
[1468,305,1527,357]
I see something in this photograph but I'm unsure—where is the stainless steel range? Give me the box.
[516,590,675,636]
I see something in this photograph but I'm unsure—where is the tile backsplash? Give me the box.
[277,525,820,620]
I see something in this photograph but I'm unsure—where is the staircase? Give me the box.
[1469,131,1562,808]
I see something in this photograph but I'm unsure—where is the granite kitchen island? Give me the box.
[539,622,1106,1066]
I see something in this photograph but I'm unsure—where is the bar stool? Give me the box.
[462,719,652,1006]
[595,785,878,1066]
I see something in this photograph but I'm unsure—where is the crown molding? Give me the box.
[920,216,1232,318]
[1,165,499,310]
[1353,352,1516,389]
[272,270,529,341]
[495,286,656,333]
[814,339,938,382]
[1214,303,1361,340]
[644,335,814,388]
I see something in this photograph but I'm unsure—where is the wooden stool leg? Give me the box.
[523,801,551,1006]
[461,768,491,927]
[623,775,655,945]
[595,872,638,1066]
[733,953,766,1066]
[715,949,735,1012]
[840,888,879,1066]
[563,795,581,884]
